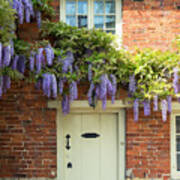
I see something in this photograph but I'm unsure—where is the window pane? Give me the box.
[78,15,88,27]
[66,16,76,26]
[94,16,104,28]
[66,0,76,15]
[177,136,180,152]
[177,154,180,171]
[78,0,88,14]
[105,1,115,14]
[106,30,115,34]
[94,1,104,14]
[106,15,115,28]
[176,116,180,133]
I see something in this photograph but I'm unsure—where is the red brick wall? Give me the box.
[0,0,179,179]
[126,108,170,179]
[123,0,180,50]
[0,82,57,178]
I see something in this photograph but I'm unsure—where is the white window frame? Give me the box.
[59,0,122,37]
[171,103,180,179]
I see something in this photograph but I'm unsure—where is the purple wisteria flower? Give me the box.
[48,44,54,60]
[129,74,136,94]
[29,51,35,71]
[161,99,167,122]
[36,11,42,28]
[88,82,95,105]
[58,79,64,95]
[0,76,3,97]
[110,74,117,104]
[62,95,70,114]
[107,78,113,95]
[133,98,139,122]
[12,0,34,24]
[36,48,43,73]
[41,53,46,68]
[45,44,54,66]
[10,41,14,57]
[102,97,107,110]
[173,67,179,94]
[51,74,57,98]
[153,95,158,111]
[3,76,11,93]
[69,81,78,101]
[99,74,107,100]
[25,7,31,23]
[95,85,100,98]
[3,45,11,67]
[17,55,26,73]
[62,51,74,73]
[143,100,151,116]
[17,0,24,24]
[88,64,92,81]
[35,79,41,90]
[12,55,19,70]
[167,95,172,113]
[5,76,11,89]
[0,43,2,67]
[42,73,51,97]
[45,48,52,66]
[12,0,18,9]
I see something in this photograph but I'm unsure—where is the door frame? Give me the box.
[48,100,129,180]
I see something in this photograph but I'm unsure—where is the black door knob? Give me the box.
[67,162,72,168]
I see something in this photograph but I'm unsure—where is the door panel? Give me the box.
[81,114,100,180]
[62,113,117,180]
[101,114,117,180]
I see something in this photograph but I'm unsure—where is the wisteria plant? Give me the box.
[1,0,180,122]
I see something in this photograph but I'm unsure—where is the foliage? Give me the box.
[32,0,55,18]
[0,0,16,44]
[0,1,180,121]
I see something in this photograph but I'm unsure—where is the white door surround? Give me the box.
[48,100,127,180]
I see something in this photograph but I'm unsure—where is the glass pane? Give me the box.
[78,15,87,27]
[106,15,115,28]
[105,1,115,14]
[177,136,180,151]
[66,16,76,26]
[176,116,180,133]
[94,1,104,14]
[94,16,104,28]
[177,154,180,171]
[78,0,88,14]
[106,30,115,34]
[66,0,76,15]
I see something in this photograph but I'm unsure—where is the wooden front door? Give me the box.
[61,113,118,180]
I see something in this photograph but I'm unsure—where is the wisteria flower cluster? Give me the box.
[29,44,54,72]
[130,70,175,122]
[0,41,25,97]
[0,42,14,92]
[0,42,14,67]
[88,74,116,109]
[0,75,11,97]
[12,0,42,27]
[32,50,78,114]
[42,73,57,98]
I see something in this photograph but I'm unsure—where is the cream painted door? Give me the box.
[61,113,118,180]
